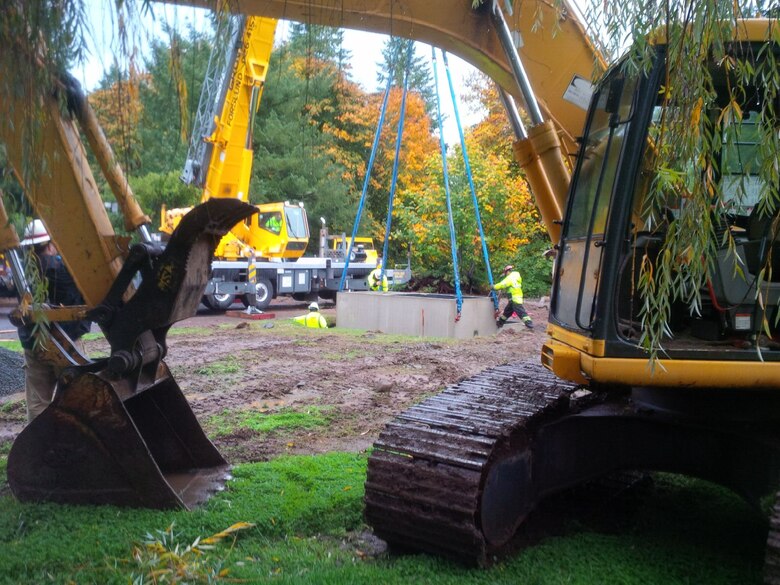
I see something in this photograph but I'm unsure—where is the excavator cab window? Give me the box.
[554,67,640,331]
[566,73,638,239]
[720,111,764,218]
[617,42,780,343]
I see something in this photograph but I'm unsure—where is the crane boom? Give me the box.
[181,15,277,202]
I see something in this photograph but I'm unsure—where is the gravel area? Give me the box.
[0,347,24,397]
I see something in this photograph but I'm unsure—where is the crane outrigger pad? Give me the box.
[8,199,257,509]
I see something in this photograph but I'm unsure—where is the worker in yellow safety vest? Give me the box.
[367,260,389,292]
[292,302,328,328]
[492,265,534,329]
[264,213,282,234]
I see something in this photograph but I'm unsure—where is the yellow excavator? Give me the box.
[171,0,780,578]
[5,0,780,580]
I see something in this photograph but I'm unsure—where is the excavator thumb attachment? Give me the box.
[8,199,257,509]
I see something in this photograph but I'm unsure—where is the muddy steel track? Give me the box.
[365,361,577,564]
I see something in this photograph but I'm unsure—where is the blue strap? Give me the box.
[379,43,414,285]
[442,51,499,312]
[339,64,394,291]
[431,48,463,319]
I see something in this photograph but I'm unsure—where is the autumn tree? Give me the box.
[364,89,438,262]
[88,65,146,175]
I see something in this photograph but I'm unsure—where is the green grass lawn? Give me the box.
[0,451,767,585]
[208,405,333,436]
[0,339,22,353]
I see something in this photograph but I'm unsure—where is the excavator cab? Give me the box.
[7,199,256,509]
[546,34,780,382]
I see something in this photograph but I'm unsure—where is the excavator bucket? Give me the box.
[8,199,257,509]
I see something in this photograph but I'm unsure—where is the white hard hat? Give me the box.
[308,302,319,311]
[20,219,50,246]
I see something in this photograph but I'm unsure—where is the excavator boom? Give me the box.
[176,0,603,156]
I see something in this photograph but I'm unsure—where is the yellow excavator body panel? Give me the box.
[543,326,780,389]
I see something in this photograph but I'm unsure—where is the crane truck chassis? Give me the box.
[199,226,411,310]
[202,256,411,310]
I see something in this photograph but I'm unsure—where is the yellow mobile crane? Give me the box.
[160,16,307,309]
[6,0,780,580]
[165,14,384,310]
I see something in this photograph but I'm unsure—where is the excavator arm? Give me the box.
[1,58,256,508]
[1,81,125,306]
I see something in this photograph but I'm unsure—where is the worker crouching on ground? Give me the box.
[292,302,328,328]
[368,260,388,292]
[493,264,534,329]
[16,220,91,422]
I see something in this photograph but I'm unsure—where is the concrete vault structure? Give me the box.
[335,291,498,339]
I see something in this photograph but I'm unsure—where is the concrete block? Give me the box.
[336,291,497,338]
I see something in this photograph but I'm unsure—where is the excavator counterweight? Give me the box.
[7,199,256,509]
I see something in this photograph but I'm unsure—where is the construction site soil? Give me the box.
[0,297,549,462]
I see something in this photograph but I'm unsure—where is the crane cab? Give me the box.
[241,201,310,260]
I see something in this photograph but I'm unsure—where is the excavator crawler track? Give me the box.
[365,361,577,564]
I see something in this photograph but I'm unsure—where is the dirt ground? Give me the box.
[0,296,549,463]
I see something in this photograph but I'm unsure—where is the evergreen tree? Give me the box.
[376,37,435,114]
[252,36,365,238]
[136,24,213,175]
[286,23,350,68]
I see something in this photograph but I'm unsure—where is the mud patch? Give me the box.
[0,299,548,463]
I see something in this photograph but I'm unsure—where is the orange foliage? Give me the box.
[390,73,545,282]
[88,68,147,172]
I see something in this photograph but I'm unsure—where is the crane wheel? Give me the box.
[242,278,272,310]
[203,293,235,311]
